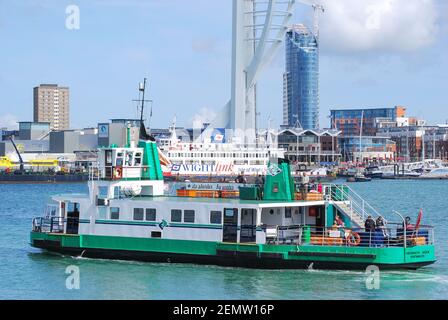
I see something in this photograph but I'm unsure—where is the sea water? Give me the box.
[0,180,447,300]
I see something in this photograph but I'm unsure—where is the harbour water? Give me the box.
[0,180,447,300]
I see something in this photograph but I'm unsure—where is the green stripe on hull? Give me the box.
[30,232,436,266]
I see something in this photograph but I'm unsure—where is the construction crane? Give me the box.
[311,4,325,39]
[9,137,24,173]
[298,1,325,39]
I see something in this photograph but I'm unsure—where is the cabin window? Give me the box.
[146,208,156,221]
[285,208,292,219]
[171,209,182,222]
[98,186,108,199]
[134,153,142,166]
[106,151,112,165]
[133,208,144,221]
[210,211,222,224]
[113,187,121,199]
[116,152,123,166]
[125,151,133,167]
[110,207,120,220]
[98,207,107,219]
[184,210,195,223]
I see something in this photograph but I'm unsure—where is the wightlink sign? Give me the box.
[167,183,253,195]
[169,163,235,174]
[164,162,267,176]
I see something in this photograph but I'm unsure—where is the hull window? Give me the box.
[184,210,195,223]
[110,207,120,220]
[146,209,157,221]
[133,208,144,221]
[210,211,222,224]
[171,209,182,222]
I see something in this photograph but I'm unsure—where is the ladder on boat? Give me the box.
[326,185,383,228]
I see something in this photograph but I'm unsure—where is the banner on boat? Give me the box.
[162,162,267,176]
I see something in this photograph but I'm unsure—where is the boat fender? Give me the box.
[346,231,361,246]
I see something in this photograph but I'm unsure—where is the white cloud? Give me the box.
[316,0,439,53]
[0,114,19,130]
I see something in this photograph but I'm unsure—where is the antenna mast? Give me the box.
[133,78,154,141]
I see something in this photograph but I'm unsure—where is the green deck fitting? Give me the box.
[239,186,260,200]
[139,140,163,181]
[263,159,295,201]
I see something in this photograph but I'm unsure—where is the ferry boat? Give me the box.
[30,128,437,270]
[157,120,286,177]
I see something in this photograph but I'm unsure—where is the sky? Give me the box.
[0,0,447,131]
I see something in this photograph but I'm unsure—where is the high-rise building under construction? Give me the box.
[283,24,319,130]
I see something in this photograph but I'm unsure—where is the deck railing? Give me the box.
[323,184,384,225]
[263,224,434,248]
[32,217,65,233]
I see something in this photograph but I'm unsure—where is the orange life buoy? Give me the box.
[346,231,361,246]
[115,166,123,179]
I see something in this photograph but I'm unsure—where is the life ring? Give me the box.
[345,231,361,246]
[115,166,123,179]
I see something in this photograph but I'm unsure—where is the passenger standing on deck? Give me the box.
[299,173,309,200]
[404,216,415,231]
[235,172,246,184]
[317,183,323,194]
[364,215,376,232]
[376,216,389,237]
[255,174,265,200]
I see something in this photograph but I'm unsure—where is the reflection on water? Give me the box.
[0,180,447,299]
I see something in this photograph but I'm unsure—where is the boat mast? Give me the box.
[134,78,154,141]
[421,125,425,163]
[359,110,364,164]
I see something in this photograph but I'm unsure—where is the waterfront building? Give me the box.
[338,136,396,163]
[277,128,340,164]
[0,122,51,156]
[378,125,448,162]
[1,128,19,141]
[330,106,407,136]
[33,84,70,131]
[283,24,319,129]
[49,128,98,154]
[17,122,50,141]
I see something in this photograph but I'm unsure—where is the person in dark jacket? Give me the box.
[235,173,247,184]
[364,215,376,232]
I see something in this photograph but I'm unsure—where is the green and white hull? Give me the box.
[30,232,435,270]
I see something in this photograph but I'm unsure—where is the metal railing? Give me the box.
[324,184,383,224]
[262,224,434,248]
[88,164,153,181]
[32,217,64,234]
